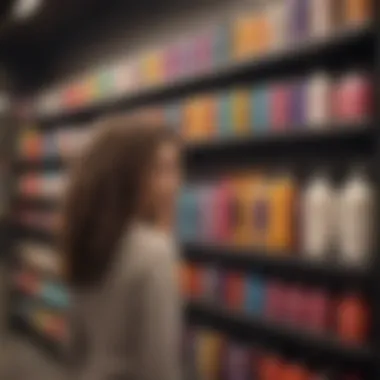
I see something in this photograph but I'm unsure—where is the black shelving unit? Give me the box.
[11,18,380,379]
[37,26,374,128]
[185,301,375,375]
[183,243,370,290]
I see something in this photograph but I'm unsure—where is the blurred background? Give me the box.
[0,0,377,379]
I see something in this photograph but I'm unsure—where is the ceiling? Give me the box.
[0,0,216,92]
[0,0,117,89]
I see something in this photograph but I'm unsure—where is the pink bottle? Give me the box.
[307,288,330,333]
[271,82,291,131]
[333,73,372,124]
[265,281,286,321]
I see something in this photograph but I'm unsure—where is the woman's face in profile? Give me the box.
[145,140,182,223]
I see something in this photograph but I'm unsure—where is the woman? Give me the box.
[62,117,182,380]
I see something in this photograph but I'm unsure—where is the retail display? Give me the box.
[338,168,374,267]
[181,262,370,344]
[35,0,372,117]
[17,172,67,199]
[11,0,378,376]
[177,170,374,268]
[183,327,364,380]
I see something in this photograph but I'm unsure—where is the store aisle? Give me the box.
[0,336,65,380]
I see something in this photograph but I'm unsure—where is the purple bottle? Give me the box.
[290,0,310,43]
[290,79,307,128]
[202,267,219,303]
[226,344,250,380]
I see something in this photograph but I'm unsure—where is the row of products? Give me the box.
[14,301,66,342]
[180,72,371,141]
[18,127,92,160]
[14,271,69,309]
[17,242,62,277]
[181,263,370,345]
[183,327,363,380]
[18,71,371,160]
[178,168,374,267]
[35,0,372,115]
[18,172,67,198]
[15,209,60,233]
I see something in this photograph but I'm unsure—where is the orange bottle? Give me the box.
[183,97,200,141]
[260,354,284,380]
[283,363,310,380]
[267,173,297,253]
[233,13,259,59]
[344,0,372,26]
[337,294,370,344]
[197,332,222,380]
[232,89,251,135]
[179,262,191,298]
[256,9,271,54]
[204,94,217,139]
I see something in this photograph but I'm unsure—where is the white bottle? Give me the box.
[307,72,331,128]
[267,1,287,51]
[302,174,336,260]
[338,168,374,267]
[310,0,334,39]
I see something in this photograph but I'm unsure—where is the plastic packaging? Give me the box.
[302,174,337,260]
[338,167,374,267]
[307,72,331,128]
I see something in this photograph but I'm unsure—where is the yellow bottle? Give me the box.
[232,89,250,135]
[197,331,222,380]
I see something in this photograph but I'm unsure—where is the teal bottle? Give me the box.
[251,85,269,133]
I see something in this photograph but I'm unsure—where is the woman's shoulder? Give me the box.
[118,223,178,278]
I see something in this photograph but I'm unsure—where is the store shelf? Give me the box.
[13,224,56,245]
[183,243,369,290]
[37,26,374,127]
[185,125,374,172]
[185,300,375,372]
[10,314,64,362]
[14,195,61,211]
[15,156,65,173]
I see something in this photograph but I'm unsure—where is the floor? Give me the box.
[0,335,65,380]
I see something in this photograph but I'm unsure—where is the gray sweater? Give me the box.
[67,223,181,380]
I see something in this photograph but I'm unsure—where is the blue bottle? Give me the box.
[245,276,266,315]
[251,86,269,133]
[218,93,233,138]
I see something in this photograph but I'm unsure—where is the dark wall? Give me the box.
[37,0,255,93]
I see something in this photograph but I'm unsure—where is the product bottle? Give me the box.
[267,0,287,51]
[310,0,334,38]
[344,0,372,27]
[290,79,308,128]
[232,89,250,136]
[250,174,271,248]
[290,0,310,43]
[267,173,297,253]
[307,72,331,128]
[338,167,374,267]
[251,86,270,133]
[337,293,369,344]
[218,92,233,137]
[333,73,372,125]
[302,173,336,261]
[271,82,291,132]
